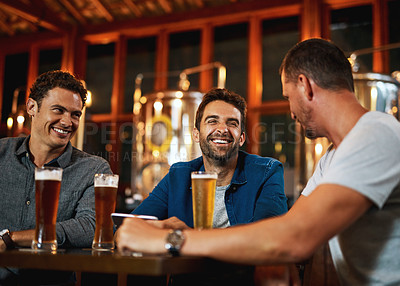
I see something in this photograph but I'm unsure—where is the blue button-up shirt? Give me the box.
[133,151,287,227]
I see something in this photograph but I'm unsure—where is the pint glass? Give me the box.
[191,171,217,229]
[32,167,63,251]
[92,174,119,250]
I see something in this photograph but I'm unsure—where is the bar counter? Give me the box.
[0,248,257,285]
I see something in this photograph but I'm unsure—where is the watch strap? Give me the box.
[0,229,15,249]
[167,245,180,257]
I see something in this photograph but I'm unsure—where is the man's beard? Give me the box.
[299,105,318,139]
[199,134,240,166]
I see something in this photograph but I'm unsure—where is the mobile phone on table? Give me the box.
[111,213,158,228]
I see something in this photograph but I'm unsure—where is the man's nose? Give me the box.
[291,112,297,120]
[215,122,228,133]
[60,113,72,127]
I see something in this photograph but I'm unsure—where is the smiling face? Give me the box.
[193,100,245,165]
[27,87,83,153]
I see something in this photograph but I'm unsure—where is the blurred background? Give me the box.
[0,0,399,211]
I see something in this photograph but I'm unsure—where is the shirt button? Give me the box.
[26,200,31,206]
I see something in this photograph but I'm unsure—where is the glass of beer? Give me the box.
[191,171,217,229]
[92,173,119,250]
[32,167,63,252]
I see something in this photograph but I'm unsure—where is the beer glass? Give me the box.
[191,171,217,229]
[32,167,63,251]
[92,174,119,250]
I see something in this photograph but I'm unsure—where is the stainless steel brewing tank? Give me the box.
[353,73,400,120]
[132,90,204,197]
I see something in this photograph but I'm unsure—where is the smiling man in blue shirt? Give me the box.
[132,88,287,228]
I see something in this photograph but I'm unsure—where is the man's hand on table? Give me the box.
[115,217,169,254]
[147,216,190,230]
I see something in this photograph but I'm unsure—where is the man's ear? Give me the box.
[298,74,313,101]
[26,98,38,117]
[192,127,200,143]
[239,132,246,147]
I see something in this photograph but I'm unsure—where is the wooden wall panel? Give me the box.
[155,30,169,91]
[372,0,389,73]
[247,16,263,155]
[199,24,213,91]
[302,0,323,40]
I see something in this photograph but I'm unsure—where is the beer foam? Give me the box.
[94,174,119,187]
[35,169,62,181]
[191,172,218,179]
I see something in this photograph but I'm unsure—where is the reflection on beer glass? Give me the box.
[32,167,63,252]
[191,171,217,229]
[92,173,119,250]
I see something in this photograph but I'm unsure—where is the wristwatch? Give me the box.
[165,229,185,257]
[0,229,15,249]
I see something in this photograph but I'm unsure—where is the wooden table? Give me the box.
[0,248,253,285]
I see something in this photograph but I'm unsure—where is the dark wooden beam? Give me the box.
[0,0,70,32]
[82,0,300,36]
[249,100,290,114]
[123,0,142,17]
[157,0,173,13]
[0,31,62,54]
[89,0,114,22]
[0,9,14,36]
[59,0,87,25]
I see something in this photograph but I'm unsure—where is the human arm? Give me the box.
[147,216,190,230]
[55,160,112,248]
[116,184,372,264]
[7,230,35,248]
[131,174,170,219]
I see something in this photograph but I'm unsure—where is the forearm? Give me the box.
[181,217,305,265]
[57,216,95,247]
[10,229,35,247]
[116,213,308,264]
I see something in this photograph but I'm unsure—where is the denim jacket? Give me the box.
[133,151,287,227]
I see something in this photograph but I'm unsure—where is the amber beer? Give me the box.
[32,167,63,251]
[92,174,119,250]
[191,172,217,229]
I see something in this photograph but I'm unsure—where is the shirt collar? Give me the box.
[197,150,247,186]
[229,151,247,185]
[15,135,73,168]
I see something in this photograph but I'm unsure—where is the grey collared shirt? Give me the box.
[0,136,112,248]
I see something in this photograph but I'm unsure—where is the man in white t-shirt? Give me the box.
[116,38,400,286]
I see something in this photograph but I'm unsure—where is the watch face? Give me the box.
[166,230,185,250]
[170,231,184,246]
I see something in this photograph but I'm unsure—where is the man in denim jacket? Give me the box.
[132,88,287,228]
